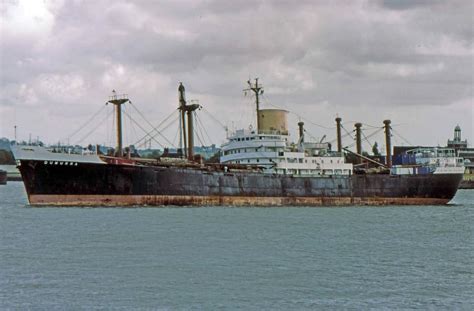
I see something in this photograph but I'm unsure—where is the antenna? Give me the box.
[243,78,264,133]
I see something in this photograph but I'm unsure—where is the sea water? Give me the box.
[1,182,472,310]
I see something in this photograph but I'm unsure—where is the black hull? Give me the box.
[18,160,462,206]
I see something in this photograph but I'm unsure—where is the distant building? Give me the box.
[394,126,474,184]
[165,145,220,160]
[193,144,220,160]
[446,126,473,177]
[447,125,468,151]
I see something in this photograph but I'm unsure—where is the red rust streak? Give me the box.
[28,195,450,207]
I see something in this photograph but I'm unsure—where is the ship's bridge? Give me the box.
[220,129,288,169]
[220,129,353,176]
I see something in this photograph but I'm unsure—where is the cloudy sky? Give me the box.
[1,0,472,152]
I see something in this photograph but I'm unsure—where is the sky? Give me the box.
[0,0,473,152]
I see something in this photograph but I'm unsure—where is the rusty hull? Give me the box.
[18,159,461,207]
[28,195,450,207]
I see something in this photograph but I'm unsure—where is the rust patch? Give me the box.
[28,194,451,207]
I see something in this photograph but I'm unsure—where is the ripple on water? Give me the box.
[0,183,473,309]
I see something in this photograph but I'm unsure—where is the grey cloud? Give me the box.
[377,0,444,11]
[0,0,472,146]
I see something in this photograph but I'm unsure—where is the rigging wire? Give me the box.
[303,129,319,142]
[194,127,205,147]
[122,109,168,149]
[344,127,383,150]
[195,112,213,146]
[201,106,228,130]
[362,123,383,129]
[342,121,381,129]
[366,128,383,140]
[340,124,354,140]
[172,123,180,147]
[129,103,175,147]
[261,94,335,130]
[361,127,383,150]
[125,104,139,147]
[76,109,112,145]
[327,131,353,144]
[361,129,374,149]
[392,128,412,146]
[131,104,177,147]
[62,104,107,143]
[135,114,180,149]
[296,114,336,130]
[193,112,206,147]
[129,108,139,147]
[149,114,179,146]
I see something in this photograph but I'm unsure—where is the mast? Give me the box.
[178,83,200,161]
[107,90,129,157]
[178,109,183,157]
[335,117,342,153]
[178,83,187,158]
[298,121,304,142]
[187,110,195,160]
[244,78,264,133]
[354,123,362,155]
[384,119,392,168]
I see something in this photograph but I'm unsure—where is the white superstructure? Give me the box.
[220,128,353,176]
[390,147,465,175]
[408,147,465,174]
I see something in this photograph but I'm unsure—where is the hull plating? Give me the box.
[18,160,462,206]
[28,194,450,206]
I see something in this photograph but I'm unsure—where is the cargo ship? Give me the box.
[12,80,464,206]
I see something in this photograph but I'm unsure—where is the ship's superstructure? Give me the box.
[220,122,352,176]
[221,79,352,177]
[406,147,464,175]
[11,79,464,206]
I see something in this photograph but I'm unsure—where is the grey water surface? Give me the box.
[1,182,473,310]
